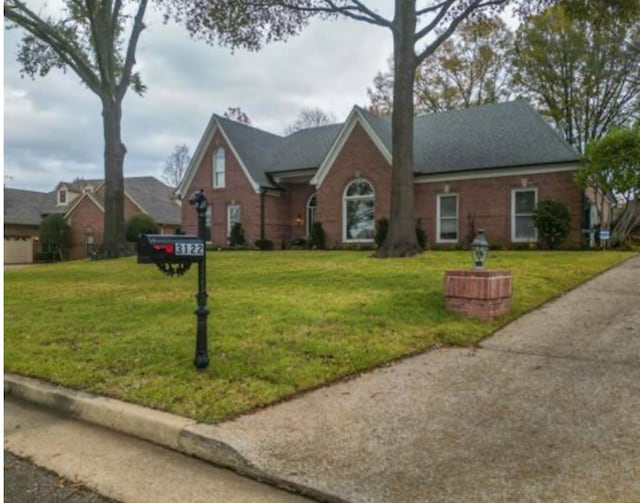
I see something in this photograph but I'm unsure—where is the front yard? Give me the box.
[4,250,633,422]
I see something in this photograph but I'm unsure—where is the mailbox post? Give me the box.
[189,189,209,370]
[137,188,210,371]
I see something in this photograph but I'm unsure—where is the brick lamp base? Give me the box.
[444,270,512,320]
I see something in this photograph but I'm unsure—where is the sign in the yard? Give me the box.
[599,229,610,241]
[137,189,210,371]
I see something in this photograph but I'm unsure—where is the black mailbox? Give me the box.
[137,234,205,266]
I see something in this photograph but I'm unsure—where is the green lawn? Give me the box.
[4,250,633,422]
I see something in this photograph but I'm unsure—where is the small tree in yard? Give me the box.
[229,222,246,248]
[533,199,572,249]
[40,214,70,260]
[126,213,160,242]
[576,126,640,246]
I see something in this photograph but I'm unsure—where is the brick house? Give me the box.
[4,177,181,263]
[177,100,594,249]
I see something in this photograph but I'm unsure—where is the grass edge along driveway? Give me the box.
[4,250,634,423]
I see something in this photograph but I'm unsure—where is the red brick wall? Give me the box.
[414,171,583,249]
[66,195,148,259]
[67,197,105,259]
[182,130,261,245]
[316,122,391,247]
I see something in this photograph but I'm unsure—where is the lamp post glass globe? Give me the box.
[471,230,489,269]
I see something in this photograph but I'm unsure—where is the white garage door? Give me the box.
[4,238,34,264]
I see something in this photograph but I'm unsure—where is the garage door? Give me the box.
[4,238,34,264]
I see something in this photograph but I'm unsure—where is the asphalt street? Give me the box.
[4,451,117,503]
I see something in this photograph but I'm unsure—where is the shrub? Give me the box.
[229,222,246,247]
[376,217,427,250]
[254,239,274,250]
[309,222,326,249]
[39,214,70,260]
[375,218,389,247]
[416,218,427,250]
[290,237,308,249]
[533,199,572,249]
[126,213,159,242]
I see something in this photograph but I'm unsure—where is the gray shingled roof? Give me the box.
[124,177,181,225]
[5,177,180,227]
[266,123,343,173]
[214,115,283,188]
[411,100,580,174]
[4,188,50,226]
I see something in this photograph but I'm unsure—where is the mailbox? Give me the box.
[137,234,205,266]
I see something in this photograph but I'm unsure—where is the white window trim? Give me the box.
[227,204,240,237]
[213,147,225,189]
[436,193,459,244]
[57,189,67,205]
[306,193,317,236]
[511,187,538,242]
[343,179,375,243]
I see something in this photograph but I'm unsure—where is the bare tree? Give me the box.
[162,144,191,188]
[223,106,252,124]
[285,107,336,134]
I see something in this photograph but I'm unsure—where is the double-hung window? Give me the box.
[512,188,537,242]
[213,148,225,188]
[437,194,458,243]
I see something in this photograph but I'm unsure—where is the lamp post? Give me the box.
[471,229,489,270]
[189,189,210,371]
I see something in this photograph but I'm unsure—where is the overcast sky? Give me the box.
[3,2,397,192]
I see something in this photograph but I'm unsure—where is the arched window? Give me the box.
[343,179,375,242]
[213,147,225,188]
[306,194,317,236]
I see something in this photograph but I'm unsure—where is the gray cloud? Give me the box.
[4,3,393,192]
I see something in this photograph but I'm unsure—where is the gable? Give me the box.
[311,107,392,188]
[177,116,282,198]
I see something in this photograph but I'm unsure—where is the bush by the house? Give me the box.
[39,214,70,261]
[309,222,326,249]
[229,222,246,248]
[126,213,159,242]
[416,219,427,250]
[290,237,308,249]
[254,239,274,250]
[533,199,572,249]
[375,217,427,250]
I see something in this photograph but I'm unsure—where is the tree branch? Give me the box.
[116,0,148,100]
[5,0,101,94]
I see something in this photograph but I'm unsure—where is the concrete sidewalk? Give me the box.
[6,256,640,502]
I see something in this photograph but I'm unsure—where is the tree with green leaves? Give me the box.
[5,0,150,257]
[125,212,160,242]
[532,199,572,249]
[368,17,514,115]
[577,126,640,246]
[168,0,510,257]
[39,214,71,260]
[512,2,640,153]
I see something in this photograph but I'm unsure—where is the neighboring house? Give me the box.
[4,188,50,264]
[4,177,181,263]
[177,100,590,249]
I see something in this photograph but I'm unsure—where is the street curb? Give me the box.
[4,374,346,503]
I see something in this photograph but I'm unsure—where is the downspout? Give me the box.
[260,188,266,241]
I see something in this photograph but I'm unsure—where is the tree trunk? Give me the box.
[102,98,127,258]
[374,0,422,258]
